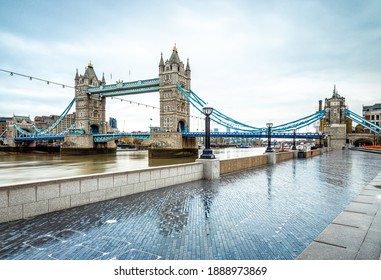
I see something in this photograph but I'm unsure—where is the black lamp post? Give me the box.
[292,128,297,150]
[200,106,215,159]
[265,122,273,153]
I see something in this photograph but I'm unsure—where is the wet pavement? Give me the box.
[0,150,380,260]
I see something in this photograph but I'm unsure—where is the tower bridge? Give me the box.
[3,45,381,154]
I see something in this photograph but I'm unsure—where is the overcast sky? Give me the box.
[1,0,380,132]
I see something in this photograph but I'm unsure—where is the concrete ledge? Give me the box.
[0,162,204,224]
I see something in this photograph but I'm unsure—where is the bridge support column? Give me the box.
[61,135,116,155]
[149,132,198,159]
[324,124,346,149]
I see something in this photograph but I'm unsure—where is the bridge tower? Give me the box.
[158,44,191,132]
[150,45,197,158]
[323,85,347,149]
[74,63,106,134]
[61,63,116,154]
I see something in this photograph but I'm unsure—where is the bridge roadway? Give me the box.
[0,149,380,260]
[13,131,322,142]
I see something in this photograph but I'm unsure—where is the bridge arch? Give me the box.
[177,119,187,132]
[353,138,373,147]
[90,124,100,134]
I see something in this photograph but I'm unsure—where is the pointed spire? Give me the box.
[186,57,191,72]
[169,43,180,64]
[102,72,106,85]
[159,52,164,66]
[332,84,338,98]
[75,68,79,80]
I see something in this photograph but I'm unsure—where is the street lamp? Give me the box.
[200,106,215,159]
[265,122,273,153]
[292,128,297,150]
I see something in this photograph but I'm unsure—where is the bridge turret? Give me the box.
[323,85,349,149]
[158,44,191,133]
[159,52,165,73]
[101,72,106,86]
[75,68,79,81]
[73,63,106,135]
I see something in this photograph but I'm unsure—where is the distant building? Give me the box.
[60,112,76,132]
[34,115,58,131]
[0,117,11,136]
[363,103,381,132]
[12,115,32,124]
[34,113,76,134]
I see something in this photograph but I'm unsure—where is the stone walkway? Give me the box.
[297,170,381,259]
[0,150,380,260]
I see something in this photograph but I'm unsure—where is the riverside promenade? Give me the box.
[0,149,380,260]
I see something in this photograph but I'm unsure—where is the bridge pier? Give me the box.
[61,134,116,155]
[148,132,198,159]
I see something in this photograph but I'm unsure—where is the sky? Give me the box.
[0,0,380,132]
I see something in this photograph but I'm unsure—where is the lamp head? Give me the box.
[266,122,273,128]
[202,106,213,116]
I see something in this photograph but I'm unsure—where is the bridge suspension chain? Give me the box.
[345,108,381,134]
[177,84,325,132]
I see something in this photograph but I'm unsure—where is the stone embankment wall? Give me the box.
[0,149,328,224]
[0,163,203,223]
[220,154,268,175]
[220,152,295,175]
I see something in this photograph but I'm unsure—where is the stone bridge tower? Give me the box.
[158,44,191,133]
[62,63,116,154]
[150,45,197,157]
[74,63,106,134]
[324,85,347,149]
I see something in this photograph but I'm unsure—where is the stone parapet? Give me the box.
[0,162,203,224]
[220,154,268,175]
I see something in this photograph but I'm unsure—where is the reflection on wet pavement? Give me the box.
[0,150,380,260]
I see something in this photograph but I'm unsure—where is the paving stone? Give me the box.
[314,224,367,251]
[296,241,357,260]
[344,202,379,215]
[355,241,381,260]
[333,211,374,230]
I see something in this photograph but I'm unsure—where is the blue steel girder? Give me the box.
[14,135,64,141]
[93,133,150,143]
[87,78,160,97]
[183,132,323,139]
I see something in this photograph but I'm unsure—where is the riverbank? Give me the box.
[0,149,325,224]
